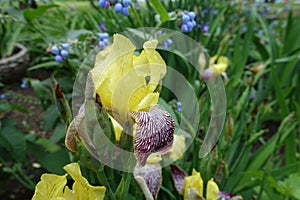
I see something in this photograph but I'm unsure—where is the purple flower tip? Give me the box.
[249,93,256,100]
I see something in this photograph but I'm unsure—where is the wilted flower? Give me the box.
[32,162,106,200]
[201,55,230,81]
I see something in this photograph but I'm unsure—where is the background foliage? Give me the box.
[0,0,299,199]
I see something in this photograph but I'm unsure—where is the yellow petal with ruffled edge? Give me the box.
[91,34,166,126]
[91,34,135,108]
[107,38,166,124]
[209,55,229,75]
[63,163,106,200]
[206,178,220,200]
[183,169,204,200]
[32,173,67,200]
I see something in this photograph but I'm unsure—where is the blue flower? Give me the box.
[55,55,63,62]
[0,93,7,99]
[123,0,131,7]
[61,43,70,50]
[98,0,106,8]
[97,32,110,50]
[51,45,59,55]
[99,22,107,32]
[285,5,291,11]
[180,11,197,33]
[163,38,173,50]
[60,50,68,58]
[20,80,27,89]
[203,23,209,33]
[122,6,129,16]
[181,24,188,32]
[241,26,247,32]
[249,93,256,100]
[182,14,190,24]
[176,102,182,112]
[114,3,123,13]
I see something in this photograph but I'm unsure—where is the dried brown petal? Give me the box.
[131,105,175,166]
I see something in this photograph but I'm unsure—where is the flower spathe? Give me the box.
[32,162,106,200]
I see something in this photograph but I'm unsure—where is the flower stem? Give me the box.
[96,168,116,200]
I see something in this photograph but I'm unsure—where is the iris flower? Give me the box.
[32,162,106,200]
[171,165,220,200]
[66,34,175,166]
[89,34,175,166]
[201,55,230,82]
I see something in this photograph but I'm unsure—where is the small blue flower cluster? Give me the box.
[176,102,182,112]
[180,11,197,33]
[98,33,109,50]
[51,43,70,62]
[98,0,131,16]
[163,39,173,50]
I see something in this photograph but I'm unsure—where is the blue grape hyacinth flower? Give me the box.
[180,11,197,33]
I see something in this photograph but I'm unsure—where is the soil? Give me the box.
[0,82,47,200]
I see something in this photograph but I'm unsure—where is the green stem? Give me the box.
[96,168,116,200]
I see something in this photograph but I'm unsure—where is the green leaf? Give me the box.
[43,104,59,131]
[283,12,300,55]
[66,29,92,40]
[28,61,60,71]
[50,123,66,144]
[23,4,58,21]
[35,138,60,153]
[149,0,169,23]
[1,126,26,162]
[285,174,300,199]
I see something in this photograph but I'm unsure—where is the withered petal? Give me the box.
[131,105,175,166]
[170,164,188,195]
[134,163,162,200]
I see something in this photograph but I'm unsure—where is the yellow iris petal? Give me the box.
[109,115,123,141]
[91,34,167,127]
[206,178,220,200]
[63,163,106,200]
[32,173,67,200]
[168,134,186,161]
[209,55,229,75]
[146,153,162,164]
[183,169,204,199]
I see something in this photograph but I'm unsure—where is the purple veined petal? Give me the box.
[170,164,188,195]
[134,163,162,200]
[131,105,175,166]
